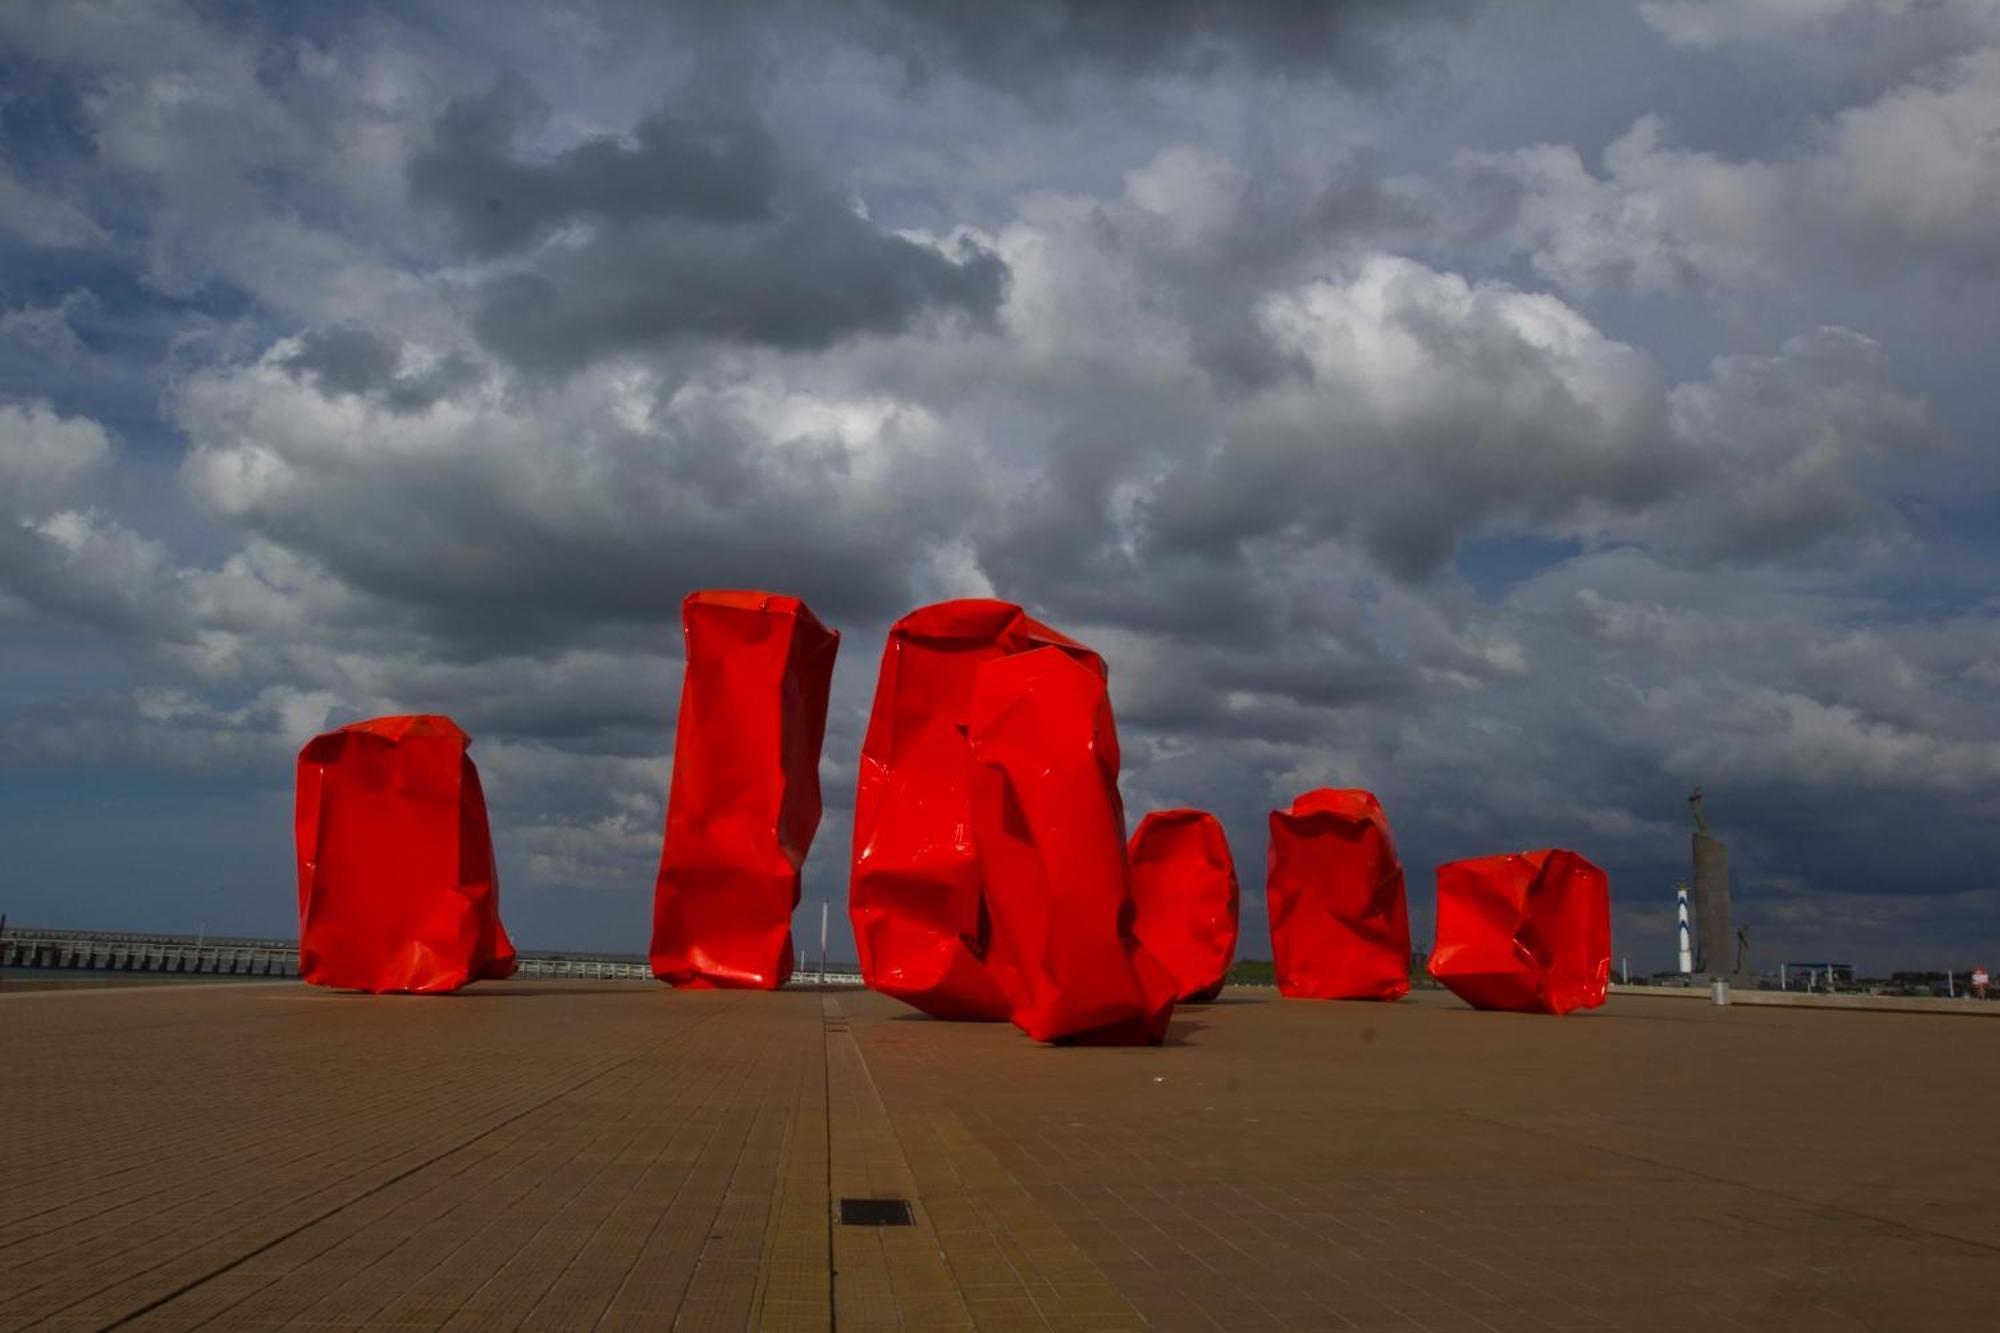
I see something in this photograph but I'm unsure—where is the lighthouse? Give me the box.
[1676,883,1693,975]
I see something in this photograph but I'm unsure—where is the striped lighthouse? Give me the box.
[1676,883,1693,975]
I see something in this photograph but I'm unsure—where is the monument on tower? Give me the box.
[1689,787,1749,982]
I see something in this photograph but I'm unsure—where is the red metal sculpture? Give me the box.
[1430,848,1612,1014]
[652,590,839,989]
[295,714,517,993]
[1127,809,1240,1003]
[849,598,1103,1020]
[1266,789,1411,1000]
[965,648,1177,1044]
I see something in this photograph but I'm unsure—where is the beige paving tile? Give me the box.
[4,982,1998,1331]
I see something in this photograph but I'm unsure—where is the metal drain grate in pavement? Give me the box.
[839,1197,915,1226]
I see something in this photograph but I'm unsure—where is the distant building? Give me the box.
[1787,962,1856,990]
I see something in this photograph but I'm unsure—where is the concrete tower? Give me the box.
[1689,787,1740,979]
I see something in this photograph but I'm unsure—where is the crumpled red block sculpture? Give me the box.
[849,599,1103,1020]
[1430,848,1611,1014]
[295,714,517,993]
[1266,789,1411,1000]
[965,648,1177,1044]
[1127,809,1240,1003]
[652,590,839,989]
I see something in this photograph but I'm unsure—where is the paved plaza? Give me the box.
[2,981,1995,1331]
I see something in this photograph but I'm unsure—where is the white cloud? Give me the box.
[0,0,450,324]
[0,402,112,511]
[1467,116,1778,298]
[1817,47,2000,264]
[1639,0,2000,58]
[1145,253,1675,574]
[1471,46,2000,296]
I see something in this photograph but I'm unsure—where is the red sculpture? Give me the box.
[1430,848,1611,1014]
[1265,789,1411,1000]
[1127,809,1239,1003]
[849,599,1103,1020]
[965,648,1176,1044]
[294,714,517,993]
[652,590,839,989]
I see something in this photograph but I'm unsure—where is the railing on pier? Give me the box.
[510,956,652,981]
[0,926,865,987]
[0,928,301,978]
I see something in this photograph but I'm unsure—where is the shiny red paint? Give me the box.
[1127,809,1240,1004]
[849,598,1102,1021]
[651,590,839,990]
[1430,848,1612,1015]
[1266,789,1412,1001]
[295,714,517,993]
[965,648,1177,1045]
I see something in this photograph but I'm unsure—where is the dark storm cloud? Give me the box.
[407,72,783,258]
[566,0,1474,100]
[279,326,395,395]
[469,221,1005,373]
[847,0,1474,98]
[410,75,1007,371]
[279,327,482,414]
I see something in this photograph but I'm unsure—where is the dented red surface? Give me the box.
[652,590,839,990]
[1266,789,1412,1001]
[1128,809,1240,1003]
[294,714,517,994]
[965,649,1176,1045]
[1430,848,1612,1015]
[849,599,1104,1021]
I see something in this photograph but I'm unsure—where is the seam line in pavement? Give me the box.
[586,1018,756,1330]
[823,1003,837,1331]
[823,995,978,1330]
[88,1010,722,1331]
[1456,1109,2000,1258]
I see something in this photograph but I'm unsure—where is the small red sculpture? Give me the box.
[849,599,1103,1020]
[965,648,1177,1044]
[1430,848,1612,1014]
[1266,789,1411,1000]
[652,590,839,989]
[295,714,517,993]
[1127,809,1240,1003]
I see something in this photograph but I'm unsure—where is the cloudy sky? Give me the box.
[3,0,1997,973]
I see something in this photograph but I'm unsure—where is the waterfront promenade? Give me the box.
[3,983,1995,1331]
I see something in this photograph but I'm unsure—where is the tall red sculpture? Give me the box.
[1266,789,1411,1000]
[1128,809,1239,1003]
[294,714,517,993]
[1430,848,1611,1015]
[652,590,839,989]
[965,648,1177,1044]
[849,599,1103,1020]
